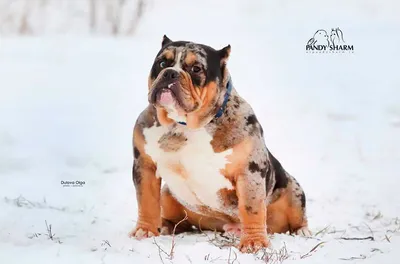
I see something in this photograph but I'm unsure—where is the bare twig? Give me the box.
[169,210,189,258]
[28,233,42,239]
[45,220,54,240]
[153,237,166,264]
[300,242,325,259]
[314,225,331,237]
[339,236,374,241]
[327,228,346,235]
[208,232,237,249]
[211,257,222,263]
[44,220,62,244]
[371,248,383,253]
[185,254,193,264]
[363,222,375,240]
[339,254,366,261]
[152,211,189,262]
[227,246,239,264]
[228,244,232,262]
[101,240,111,248]
[372,212,383,221]
[230,249,239,264]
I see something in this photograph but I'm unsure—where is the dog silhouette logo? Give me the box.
[306,27,354,53]
[307,29,330,46]
[329,28,345,45]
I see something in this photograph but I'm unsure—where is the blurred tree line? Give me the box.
[0,0,146,35]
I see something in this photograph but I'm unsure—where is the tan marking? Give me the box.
[156,108,174,126]
[186,81,218,129]
[162,49,174,60]
[219,137,253,184]
[179,71,198,104]
[167,162,189,179]
[199,85,208,101]
[184,51,197,66]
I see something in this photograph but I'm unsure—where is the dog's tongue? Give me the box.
[159,90,174,105]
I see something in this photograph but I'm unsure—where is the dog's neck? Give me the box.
[177,77,233,126]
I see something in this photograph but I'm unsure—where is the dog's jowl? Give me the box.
[129,35,311,253]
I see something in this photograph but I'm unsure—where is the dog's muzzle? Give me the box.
[150,68,180,106]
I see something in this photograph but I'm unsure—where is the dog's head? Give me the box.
[148,35,231,129]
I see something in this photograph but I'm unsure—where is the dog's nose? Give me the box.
[162,69,178,80]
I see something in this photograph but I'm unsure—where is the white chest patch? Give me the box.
[143,124,233,210]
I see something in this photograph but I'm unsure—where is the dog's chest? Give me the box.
[143,125,233,209]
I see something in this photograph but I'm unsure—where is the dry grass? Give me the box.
[152,211,189,263]
[300,241,325,259]
[256,243,289,264]
[28,220,62,244]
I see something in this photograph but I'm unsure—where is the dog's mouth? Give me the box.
[157,86,177,106]
[150,81,181,108]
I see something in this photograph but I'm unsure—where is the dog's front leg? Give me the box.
[129,159,161,239]
[129,131,161,239]
[236,174,269,253]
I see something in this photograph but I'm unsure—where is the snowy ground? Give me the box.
[1,0,400,263]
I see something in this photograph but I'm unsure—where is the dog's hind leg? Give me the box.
[286,176,311,237]
[266,176,311,236]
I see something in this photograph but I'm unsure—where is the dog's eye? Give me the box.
[159,61,167,68]
[191,66,201,73]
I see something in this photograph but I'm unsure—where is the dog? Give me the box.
[129,35,311,253]
[307,29,329,47]
[330,28,345,46]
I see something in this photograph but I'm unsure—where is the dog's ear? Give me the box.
[218,45,231,66]
[218,45,231,82]
[162,35,172,47]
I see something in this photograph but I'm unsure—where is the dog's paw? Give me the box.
[238,234,269,253]
[223,223,242,237]
[128,226,159,240]
[295,226,312,237]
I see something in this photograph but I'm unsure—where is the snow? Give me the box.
[0,0,400,263]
